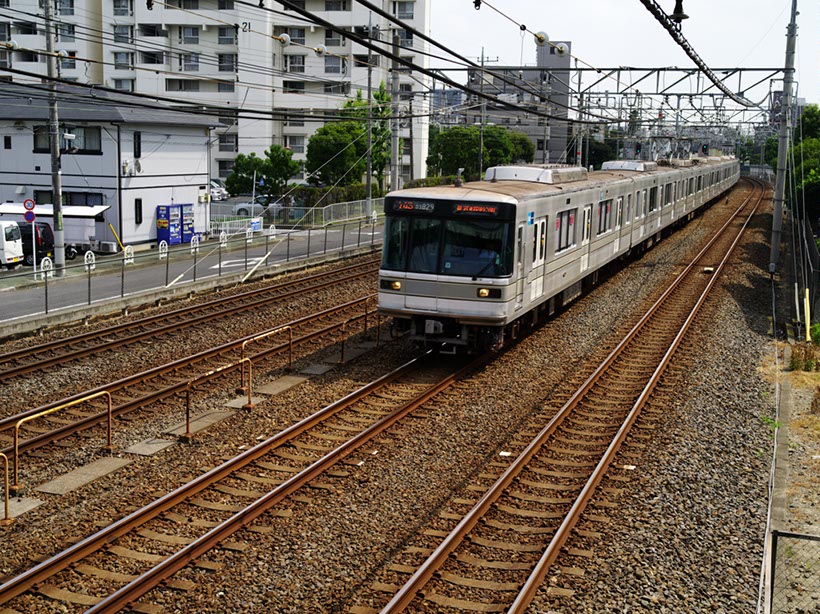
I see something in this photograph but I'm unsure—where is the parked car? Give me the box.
[19,221,54,266]
[233,195,283,217]
[210,180,229,200]
[0,221,23,269]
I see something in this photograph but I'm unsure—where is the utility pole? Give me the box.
[44,0,65,276]
[769,0,798,276]
[478,48,485,177]
[365,12,373,216]
[408,98,414,181]
[390,33,400,192]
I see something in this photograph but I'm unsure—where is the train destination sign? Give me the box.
[387,198,514,219]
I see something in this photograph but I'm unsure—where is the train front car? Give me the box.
[378,188,518,352]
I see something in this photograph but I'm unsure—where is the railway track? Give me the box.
[371,179,765,612]
[0,257,379,384]
[0,294,380,470]
[0,351,488,612]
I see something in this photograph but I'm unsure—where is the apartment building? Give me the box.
[0,0,431,187]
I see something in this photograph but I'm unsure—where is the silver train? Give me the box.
[378,157,740,352]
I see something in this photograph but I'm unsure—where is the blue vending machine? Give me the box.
[181,203,195,243]
[156,204,182,245]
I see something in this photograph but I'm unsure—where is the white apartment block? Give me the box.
[0,0,431,187]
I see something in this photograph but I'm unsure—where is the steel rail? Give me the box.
[0,260,379,381]
[0,351,434,606]
[509,179,764,611]
[86,352,492,614]
[0,295,376,458]
[381,179,763,612]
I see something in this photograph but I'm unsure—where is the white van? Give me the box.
[0,221,23,269]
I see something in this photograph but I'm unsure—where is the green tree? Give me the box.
[799,104,820,141]
[509,130,535,163]
[340,83,393,193]
[225,145,302,198]
[305,122,366,187]
[482,125,514,168]
[432,125,484,179]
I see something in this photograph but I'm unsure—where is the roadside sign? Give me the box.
[23,199,35,211]
[24,211,35,223]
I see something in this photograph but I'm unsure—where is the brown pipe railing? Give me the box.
[12,391,113,493]
[0,453,11,526]
[182,358,253,440]
[238,326,293,396]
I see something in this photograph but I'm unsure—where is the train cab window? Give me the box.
[408,218,442,273]
[597,199,612,235]
[556,208,576,252]
[442,220,512,277]
[382,217,410,270]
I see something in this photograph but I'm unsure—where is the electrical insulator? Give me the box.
[474,0,481,9]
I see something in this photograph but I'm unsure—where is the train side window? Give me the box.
[615,197,623,227]
[556,208,576,253]
[597,199,612,235]
[625,194,631,225]
[648,187,658,212]
[539,220,546,260]
[532,224,538,262]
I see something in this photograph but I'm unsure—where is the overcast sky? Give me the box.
[428,1,818,106]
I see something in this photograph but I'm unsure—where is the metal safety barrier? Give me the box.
[12,391,113,493]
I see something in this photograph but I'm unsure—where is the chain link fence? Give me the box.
[770,530,820,612]
[0,219,381,327]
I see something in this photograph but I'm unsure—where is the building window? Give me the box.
[393,1,413,19]
[166,78,199,92]
[325,29,343,47]
[14,22,38,35]
[140,51,164,64]
[57,24,75,42]
[113,79,133,91]
[219,134,237,152]
[353,54,377,68]
[180,52,199,71]
[0,24,9,41]
[284,135,304,154]
[133,131,141,158]
[287,28,305,44]
[179,26,198,45]
[399,83,412,101]
[324,82,349,95]
[325,0,348,9]
[113,0,132,15]
[217,53,236,72]
[398,29,413,48]
[57,0,74,15]
[34,126,102,154]
[3,136,10,149]
[217,80,235,92]
[324,56,342,74]
[284,0,304,8]
[285,54,304,73]
[285,118,304,127]
[139,24,167,37]
[113,52,133,69]
[217,160,234,176]
[218,111,237,126]
[113,25,133,43]
[218,0,234,8]
[59,51,76,70]
[218,26,236,44]
[135,198,143,224]
[168,0,198,7]
[0,0,8,7]
[282,80,304,94]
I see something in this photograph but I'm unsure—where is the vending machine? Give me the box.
[156,204,195,245]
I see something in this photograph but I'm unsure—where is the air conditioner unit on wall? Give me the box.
[99,241,118,253]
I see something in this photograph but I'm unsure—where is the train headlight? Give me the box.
[476,287,501,299]
[379,279,402,291]
[391,280,402,290]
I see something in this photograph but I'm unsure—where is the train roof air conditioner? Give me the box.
[484,165,588,184]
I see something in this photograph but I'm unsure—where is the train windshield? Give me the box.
[382,217,513,277]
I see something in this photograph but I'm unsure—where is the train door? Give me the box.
[515,224,525,310]
[530,217,547,301]
[614,197,623,253]
[580,205,592,272]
